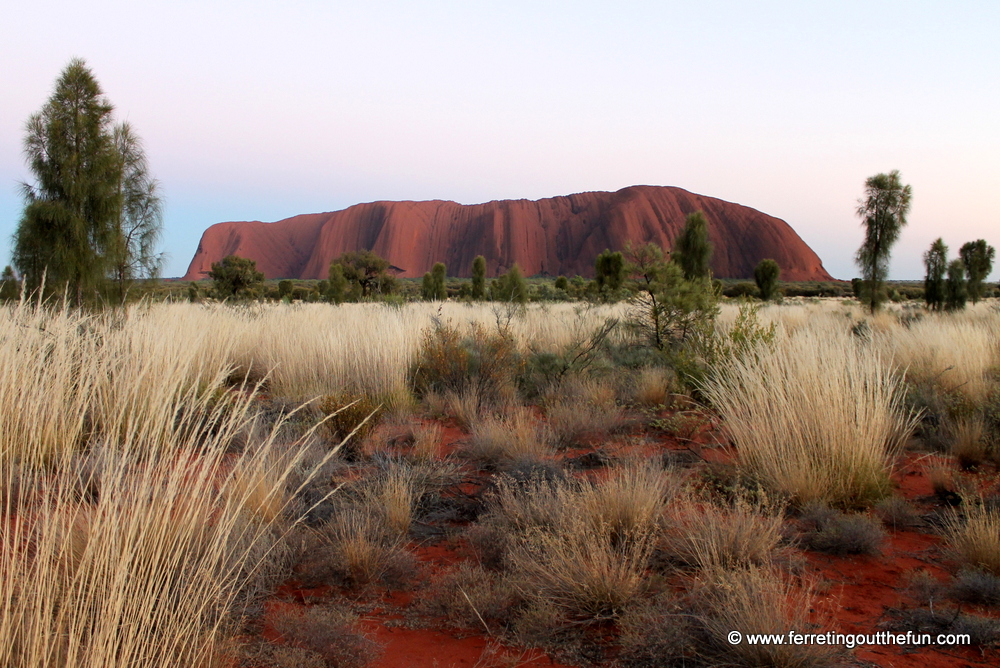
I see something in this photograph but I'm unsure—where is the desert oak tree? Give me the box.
[854,170,912,313]
[13,59,162,304]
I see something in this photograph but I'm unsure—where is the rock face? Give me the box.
[183,185,833,281]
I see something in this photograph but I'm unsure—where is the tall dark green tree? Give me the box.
[855,170,912,313]
[327,262,348,303]
[13,59,123,302]
[673,211,713,280]
[594,249,625,299]
[0,266,20,301]
[13,59,163,305]
[923,238,948,311]
[471,255,486,299]
[489,263,528,304]
[109,122,163,302]
[622,241,718,351]
[959,240,995,304]
[431,262,447,300]
[753,259,781,301]
[945,259,967,311]
[421,272,434,300]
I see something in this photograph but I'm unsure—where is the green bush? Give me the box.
[318,392,384,452]
[208,255,264,299]
[410,322,522,409]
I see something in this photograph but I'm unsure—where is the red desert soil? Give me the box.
[250,424,999,668]
[183,185,834,282]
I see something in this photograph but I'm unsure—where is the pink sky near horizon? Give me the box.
[1,1,997,280]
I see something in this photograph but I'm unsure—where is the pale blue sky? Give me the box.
[2,1,997,279]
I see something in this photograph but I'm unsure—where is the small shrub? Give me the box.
[544,378,623,448]
[882,607,1000,646]
[950,568,1000,606]
[798,504,885,555]
[650,410,707,441]
[411,322,522,410]
[317,393,384,451]
[265,603,381,668]
[903,569,943,607]
[420,563,518,631]
[874,496,921,530]
[617,593,694,668]
[410,322,471,396]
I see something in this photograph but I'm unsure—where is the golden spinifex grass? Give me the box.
[695,566,840,668]
[0,302,331,668]
[945,501,1000,576]
[702,324,918,508]
[111,301,625,402]
[481,462,677,618]
[661,493,785,572]
[880,310,1000,405]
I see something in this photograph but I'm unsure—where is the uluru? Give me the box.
[182,185,833,282]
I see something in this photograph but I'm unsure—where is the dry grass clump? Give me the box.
[702,325,917,508]
[255,604,382,668]
[464,407,553,466]
[947,416,988,468]
[1,431,304,668]
[543,377,624,448]
[444,388,482,430]
[368,466,419,536]
[472,462,675,619]
[408,421,443,462]
[694,566,841,668]
[508,519,655,618]
[631,366,677,407]
[303,509,415,588]
[660,493,786,572]
[944,501,1000,576]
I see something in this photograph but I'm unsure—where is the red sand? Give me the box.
[247,419,1000,668]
